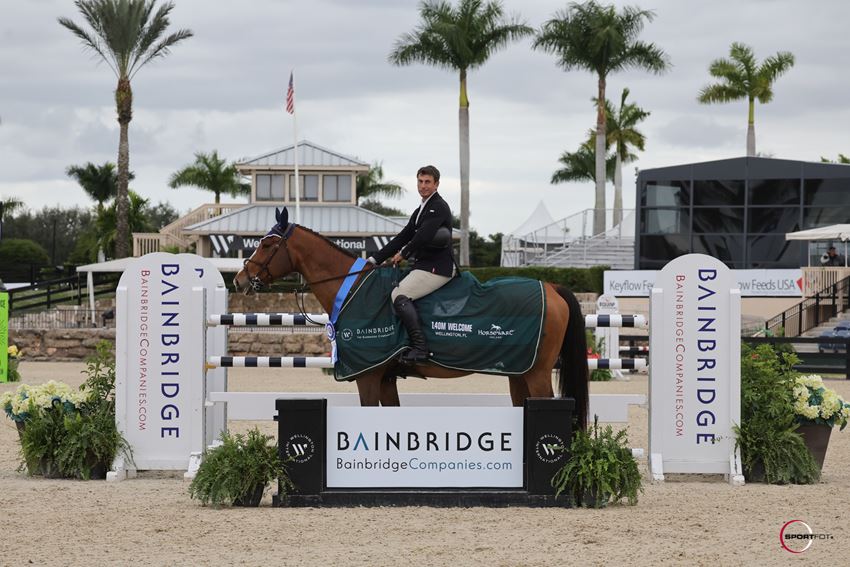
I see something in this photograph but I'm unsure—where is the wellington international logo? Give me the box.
[779,520,833,553]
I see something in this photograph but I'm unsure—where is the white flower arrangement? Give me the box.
[1,381,86,423]
[793,374,850,430]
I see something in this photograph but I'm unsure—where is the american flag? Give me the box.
[285,72,295,114]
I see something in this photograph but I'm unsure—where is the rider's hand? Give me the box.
[391,252,404,266]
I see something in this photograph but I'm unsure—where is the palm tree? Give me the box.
[168,151,250,204]
[697,42,795,157]
[389,0,533,266]
[356,162,404,205]
[551,140,615,186]
[534,1,669,235]
[59,0,192,258]
[819,154,850,164]
[96,190,155,257]
[601,88,649,226]
[66,162,134,211]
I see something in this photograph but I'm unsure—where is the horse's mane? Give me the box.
[295,224,357,259]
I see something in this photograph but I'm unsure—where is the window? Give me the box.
[748,207,800,234]
[747,236,801,266]
[692,234,745,264]
[749,178,800,206]
[804,178,850,206]
[322,175,352,202]
[640,208,690,234]
[255,174,284,201]
[641,180,690,207]
[692,207,744,233]
[693,180,745,206]
[289,174,319,201]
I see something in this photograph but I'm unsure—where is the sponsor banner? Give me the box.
[649,253,741,477]
[212,234,385,256]
[605,269,803,297]
[116,253,225,469]
[0,292,7,382]
[326,407,523,488]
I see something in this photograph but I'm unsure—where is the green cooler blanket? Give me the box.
[333,269,545,381]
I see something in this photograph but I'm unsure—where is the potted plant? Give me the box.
[3,381,84,477]
[791,374,850,470]
[735,344,820,484]
[550,416,642,508]
[6,345,22,382]
[56,342,132,479]
[189,428,293,507]
[2,342,132,479]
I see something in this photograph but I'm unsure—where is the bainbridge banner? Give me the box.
[649,254,743,483]
[115,253,226,474]
[326,407,524,487]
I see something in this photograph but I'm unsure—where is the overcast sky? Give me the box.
[2,0,849,237]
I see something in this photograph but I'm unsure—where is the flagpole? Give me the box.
[292,71,300,225]
[286,70,300,224]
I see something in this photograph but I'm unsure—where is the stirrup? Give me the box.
[400,347,429,364]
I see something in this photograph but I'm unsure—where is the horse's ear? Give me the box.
[275,207,289,227]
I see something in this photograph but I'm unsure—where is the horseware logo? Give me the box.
[490,324,502,331]
[534,434,564,464]
[285,434,315,464]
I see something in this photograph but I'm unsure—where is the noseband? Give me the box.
[243,223,296,291]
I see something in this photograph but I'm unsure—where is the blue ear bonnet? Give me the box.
[266,207,295,239]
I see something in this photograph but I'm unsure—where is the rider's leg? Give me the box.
[392,270,451,363]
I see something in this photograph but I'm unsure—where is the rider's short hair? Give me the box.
[417,165,440,183]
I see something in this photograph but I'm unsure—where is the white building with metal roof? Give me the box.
[134,140,411,258]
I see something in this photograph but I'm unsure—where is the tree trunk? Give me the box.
[594,77,607,236]
[114,77,133,259]
[613,152,623,227]
[458,69,470,266]
[747,97,756,157]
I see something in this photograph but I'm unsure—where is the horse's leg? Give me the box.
[508,375,530,406]
[380,371,401,406]
[355,372,383,406]
[523,369,555,400]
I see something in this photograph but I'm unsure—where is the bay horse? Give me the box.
[233,207,589,428]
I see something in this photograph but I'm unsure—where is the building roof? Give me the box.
[184,204,406,235]
[639,156,850,180]
[237,140,370,170]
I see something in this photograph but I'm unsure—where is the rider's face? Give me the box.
[417,174,439,200]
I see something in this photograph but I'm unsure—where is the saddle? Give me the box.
[332,269,545,381]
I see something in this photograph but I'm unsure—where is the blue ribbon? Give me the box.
[327,257,367,363]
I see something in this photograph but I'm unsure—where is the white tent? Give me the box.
[785,224,850,266]
[500,201,561,267]
[785,224,850,242]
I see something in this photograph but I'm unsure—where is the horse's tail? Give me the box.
[554,285,589,430]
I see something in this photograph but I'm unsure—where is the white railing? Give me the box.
[501,208,635,267]
[132,202,247,257]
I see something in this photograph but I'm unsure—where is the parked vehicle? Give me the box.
[817,321,850,353]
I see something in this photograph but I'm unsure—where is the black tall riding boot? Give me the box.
[393,295,429,364]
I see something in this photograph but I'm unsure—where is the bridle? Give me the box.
[241,222,379,293]
[242,223,295,292]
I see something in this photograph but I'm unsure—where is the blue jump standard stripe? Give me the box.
[246,314,258,325]
[245,357,259,367]
[220,315,235,325]
[271,314,283,325]
[221,356,233,367]
[294,357,307,368]
[597,314,610,327]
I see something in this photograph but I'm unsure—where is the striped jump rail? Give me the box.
[207,313,329,327]
[588,358,648,372]
[619,346,650,355]
[585,314,648,329]
[207,356,333,369]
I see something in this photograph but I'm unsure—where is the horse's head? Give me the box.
[233,207,296,294]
